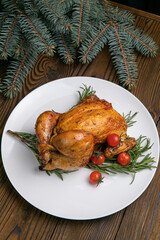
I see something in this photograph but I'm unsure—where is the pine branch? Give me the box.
[0,13,20,60]
[103,1,135,24]
[93,0,109,19]
[0,0,158,97]
[79,22,111,63]
[14,37,26,58]
[0,42,38,98]
[35,0,61,22]
[108,24,138,88]
[23,0,39,17]
[1,0,19,13]
[118,24,158,57]
[18,13,56,55]
[0,10,12,27]
[71,0,91,46]
[35,0,72,33]
[53,32,76,64]
[55,0,74,11]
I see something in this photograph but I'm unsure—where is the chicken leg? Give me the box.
[41,130,95,170]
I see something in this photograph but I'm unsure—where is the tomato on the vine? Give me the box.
[117,152,130,166]
[91,152,105,165]
[107,133,120,147]
[89,171,104,185]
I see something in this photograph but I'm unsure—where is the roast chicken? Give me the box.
[35,95,137,171]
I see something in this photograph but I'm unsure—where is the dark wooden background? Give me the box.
[112,0,160,15]
[0,3,160,240]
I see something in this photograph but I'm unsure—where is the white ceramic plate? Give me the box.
[1,77,159,220]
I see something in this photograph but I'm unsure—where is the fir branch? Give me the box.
[1,0,19,13]
[35,0,72,33]
[79,22,111,63]
[89,0,109,24]
[76,0,84,45]
[0,0,158,97]
[0,42,38,98]
[55,0,74,20]
[14,37,26,58]
[0,11,12,27]
[53,32,76,64]
[23,0,39,17]
[102,1,135,24]
[53,18,72,33]
[71,0,91,46]
[115,24,132,88]
[118,24,158,57]
[18,13,56,55]
[4,15,18,51]
[0,13,20,60]
[57,0,74,6]
[108,25,138,89]
[35,0,61,21]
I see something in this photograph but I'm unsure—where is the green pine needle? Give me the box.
[7,100,155,183]
[0,0,158,97]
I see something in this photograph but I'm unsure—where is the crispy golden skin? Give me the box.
[55,95,127,144]
[42,130,95,170]
[36,111,60,144]
[35,95,136,171]
[104,137,137,158]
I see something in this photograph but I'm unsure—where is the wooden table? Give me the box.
[0,3,160,240]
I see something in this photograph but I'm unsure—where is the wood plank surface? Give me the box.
[0,3,160,240]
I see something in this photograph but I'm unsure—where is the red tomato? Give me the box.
[107,133,120,147]
[89,171,103,185]
[91,153,105,165]
[117,152,130,166]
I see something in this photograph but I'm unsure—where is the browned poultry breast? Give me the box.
[54,95,127,143]
[35,95,137,171]
[42,130,95,170]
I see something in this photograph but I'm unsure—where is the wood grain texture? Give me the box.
[0,3,160,240]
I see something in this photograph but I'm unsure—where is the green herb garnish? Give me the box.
[87,135,155,183]
[7,130,75,180]
[7,129,155,182]
[7,86,156,182]
[78,84,96,101]
[123,111,138,128]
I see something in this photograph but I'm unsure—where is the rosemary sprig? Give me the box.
[7,130,75,180]
[7,130,39,158]
[87,135,155,183]
[123,111,138,128]
[77,84,96,101]
[77,86,138,128]
[8,130,155,182]
[7,86,155,182]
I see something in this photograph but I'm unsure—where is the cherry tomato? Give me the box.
[117,152,130,166]
[89,171,103,185]
[107,133,120,147]
[91,153,105,165]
